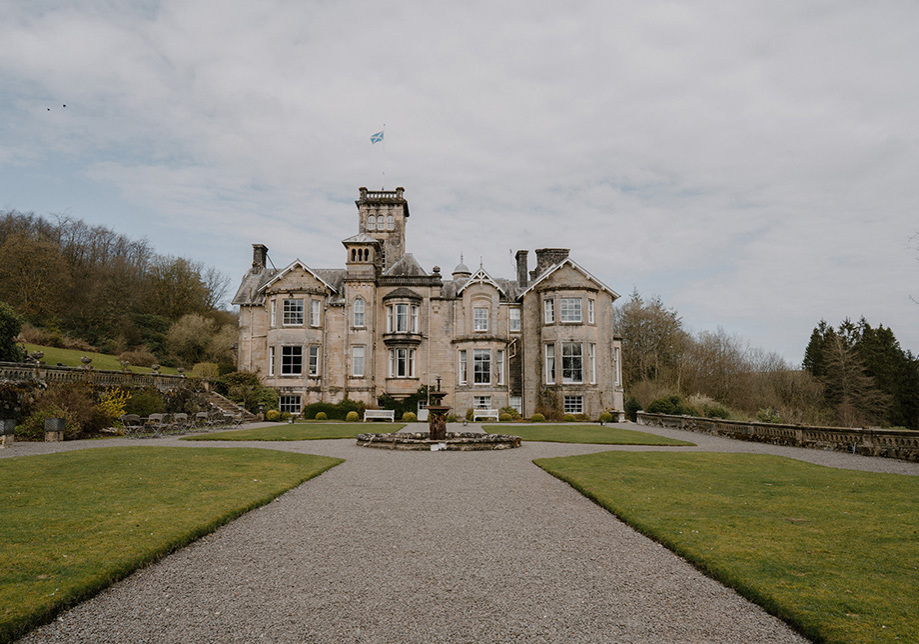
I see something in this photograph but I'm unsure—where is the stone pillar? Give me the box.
[0,419,15,449]
[44,417,65,442]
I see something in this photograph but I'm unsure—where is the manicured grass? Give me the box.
[0,446,342,643]
[482,423,695,446]
[23,344,180,375]
[182,422,405,441]
[534,451,919,644]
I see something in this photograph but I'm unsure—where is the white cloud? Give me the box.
[1,0,918,361]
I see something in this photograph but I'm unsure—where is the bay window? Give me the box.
[281,346,302,376]
[283,298,304,325]
[389,348,416,378]
[560,298,582,323]
[562,342,583,383]
[473,349,491,384]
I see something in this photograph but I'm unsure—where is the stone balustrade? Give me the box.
[636,412,919,462]
[0,361,187,390]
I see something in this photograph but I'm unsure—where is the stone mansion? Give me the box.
[233,187,624,418]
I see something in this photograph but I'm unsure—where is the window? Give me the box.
[509,395,522,414]
[310,300,321,327]
[509,308,521,332]
[281,346,302,375]
[352,346,365,377]
[496,349,505,385]
[473,396,491,409]
[387,214,394,231]
[562,342,583,383]
[473,349,491,384]
[367,215,376,231]
[386,303,418,333]
[353,298,365,327]
[564,395,584,414]
[458,350,467,385]
[389,348,415,378]
[474,307,489,332]
[270,300,277,327]
[560,298,582,323]
[268,346,275,376]
[308,346,319,376]
[545,344,555,384]
[588,299,595,324]
[589,343,597,384]
[544,298,555,324]
[279,395,301,414]
[283,298,304,325]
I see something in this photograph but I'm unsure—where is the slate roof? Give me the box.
[384,253,427,277]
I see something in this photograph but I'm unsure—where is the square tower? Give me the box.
[356,187,409,271]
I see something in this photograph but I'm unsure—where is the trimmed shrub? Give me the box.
[446,414,458,423]
[499,406,521,421]
[345,411,360,422]
[598,412,613,423]
[465,407,474,421]
[266,409,281,422]
[315,412,328,421]
[401,412,417,422]
[301,398,365,420]
[624,396,642,422]
[530,413,546,423]
[499,413,512,422]
[563,414,576,422]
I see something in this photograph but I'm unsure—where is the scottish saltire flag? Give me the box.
[370,130,384,144]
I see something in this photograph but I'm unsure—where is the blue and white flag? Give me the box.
[370,130,384,144]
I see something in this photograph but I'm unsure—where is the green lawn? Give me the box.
[534,451,919,644]
[23,344,180,375]
[0,446,342,643]
[182,422,405,441]
[482,423,695,445]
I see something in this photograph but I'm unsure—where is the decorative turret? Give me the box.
[452,254,471,280]
[356,186,409,271]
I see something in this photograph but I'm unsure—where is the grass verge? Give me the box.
[23,344,179,375]
[534,451,919,644]
[182,422,405,441]
[0,446,342,643]
[482,423,694,445]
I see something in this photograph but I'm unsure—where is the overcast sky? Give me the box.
[2,1,917,365]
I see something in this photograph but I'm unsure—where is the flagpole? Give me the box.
[381,123,386,189]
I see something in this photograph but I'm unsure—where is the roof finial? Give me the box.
[479,256,483,269]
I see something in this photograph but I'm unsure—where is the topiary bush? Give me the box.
[499,406,521,421]
[266,409,281,422]
[598,412,613,423]
[401,411,417,422]
[315,412,328,421]
[302,399,365,420]
[499,413,512,422]
[530,413,546,423]
[346,411,360,422]
[624,396,642,422]
[563,414,576,422]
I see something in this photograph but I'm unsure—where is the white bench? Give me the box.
[364,409,396,422]
[473,408,500,421]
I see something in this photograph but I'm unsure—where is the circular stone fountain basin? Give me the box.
[356,432,521,451]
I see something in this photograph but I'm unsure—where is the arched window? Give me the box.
[367,215,376,231]
[353,298,365,327]
[351,249,356,261]
[387,215,394,231]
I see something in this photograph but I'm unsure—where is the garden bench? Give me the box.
[473,408,500,422]
[364,409,395,422]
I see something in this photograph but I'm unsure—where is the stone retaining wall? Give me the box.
[0,361,187,390]
[636,412,919,462]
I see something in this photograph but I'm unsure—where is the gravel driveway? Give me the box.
[11,422,916,643]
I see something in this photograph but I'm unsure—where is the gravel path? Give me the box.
[9,422,917,643]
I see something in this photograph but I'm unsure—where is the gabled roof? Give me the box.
[456,266,506,295]
[384,253,427,277]
[519,257,619,299]
[341,233,381,245]
[258,259,338,294]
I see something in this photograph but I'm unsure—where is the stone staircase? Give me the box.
[202,390,259,422]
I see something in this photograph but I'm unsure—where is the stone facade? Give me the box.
[233,187,624,418]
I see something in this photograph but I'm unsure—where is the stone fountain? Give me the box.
[356,378,520,451]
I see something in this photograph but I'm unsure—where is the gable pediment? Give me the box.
[259,259,337,294]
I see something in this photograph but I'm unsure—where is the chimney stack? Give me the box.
[252,244,268,270]
[533,248,569,279]
[515,250,529,288]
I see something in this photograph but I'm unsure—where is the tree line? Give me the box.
[0,210,236,370]
[615,290,918,429]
